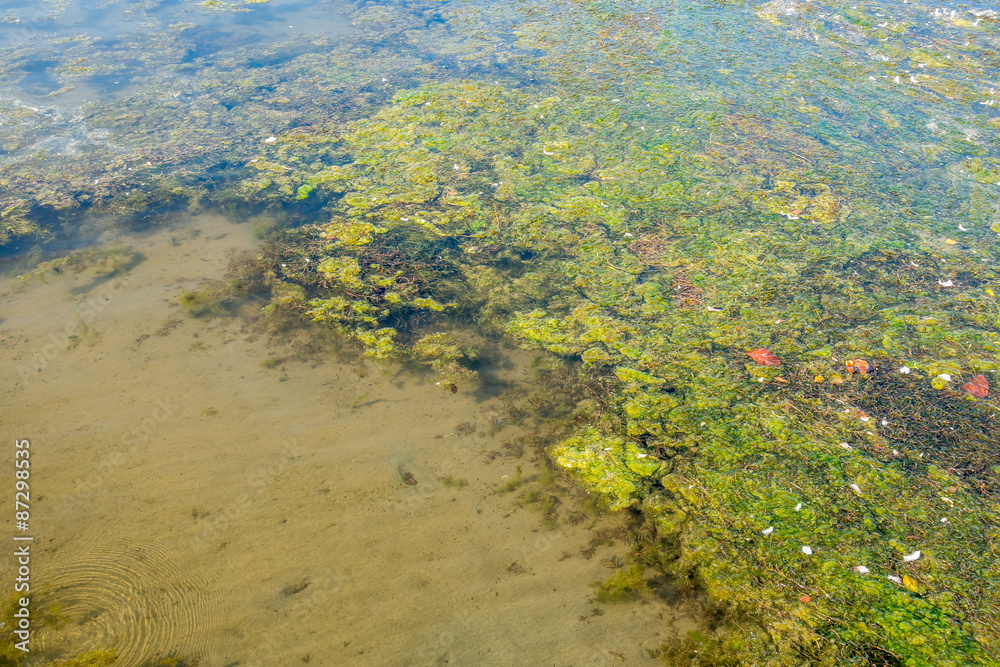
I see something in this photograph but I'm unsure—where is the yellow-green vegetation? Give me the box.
[177,283,231,317]
[49,650,118,666]
[593,564,651,603]
[551,429,660,512]
[240,75,1000,665]
[412,332,478,387]
[0,592,22,664]
[0,204,42,245]
[18,246,143,285]
[0,591,118,665]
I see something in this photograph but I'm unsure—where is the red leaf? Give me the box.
[962,374,989,399]
[747,348,781,366]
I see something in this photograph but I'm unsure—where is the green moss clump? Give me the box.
[412,332,478,388]
[177,286,230,317]
[52,650,119,667]
[593,564,650,603]
[550,428,660,512]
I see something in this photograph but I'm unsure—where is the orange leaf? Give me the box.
[799,595,811,603]
[963,374,989,399]
[844,407,869,421]
[747,348,781,366]
[846,358,870,376]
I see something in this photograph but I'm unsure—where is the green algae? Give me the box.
[0,590,118,665]
[177,286,230,317]
[235,75,1000,663]
[551,428,661,512]
[53,650,119,666]
[593,563,651,603]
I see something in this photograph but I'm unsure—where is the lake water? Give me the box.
[1,0,999,665]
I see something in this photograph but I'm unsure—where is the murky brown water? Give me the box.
[0,214,699,666]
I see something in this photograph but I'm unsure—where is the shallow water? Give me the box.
[3,0,1000,663]
[0,214,695,664]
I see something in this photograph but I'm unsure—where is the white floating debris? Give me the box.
[888,575,902,584]
[881,419,889,426]
[936,373,952,383]
[802,546,813,555]
[839,443,853,451]
[853,566,870,574]
[453,164,461,170]
[903,550,922,562]
[795,503,802,512]
[762,526,774,535]
[938,279,954,287]
[959,224,968,231]
[899,366,911,374]
[941,496,954,506]
[624,232,633,238]
[706,306,723,312]
[850,483,863,496]
[892,449,900,456]
[264,136,277,143]
[382,78,388,82]
[941,517,949,524]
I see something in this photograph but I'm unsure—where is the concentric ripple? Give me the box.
[32,534,232,665]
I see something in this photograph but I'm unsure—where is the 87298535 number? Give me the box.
[15,440,29,519]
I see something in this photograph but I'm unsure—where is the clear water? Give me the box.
[2,0,1000,664]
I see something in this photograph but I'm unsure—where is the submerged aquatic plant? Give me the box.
[235,74,1000,664]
